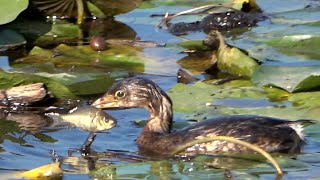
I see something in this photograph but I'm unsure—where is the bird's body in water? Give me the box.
[92,77,312,156]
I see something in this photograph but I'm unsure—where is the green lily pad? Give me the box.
[7,43,146,98]
[178,40,210,51]
[31,22,80,47]
[0,0,28,25]
[253,65,320,93]
[18,44,145,72]
[266,35,320,60]
[168,80,267,113]
[0,18,52,43]
[0,70,75,98]
[168,80,320,121]
[8,62,127,97]
[217,45,259,78]
[67,75,115,96]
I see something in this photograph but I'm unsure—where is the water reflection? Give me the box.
[4,112,51,133]
[0,110,56,149]
[88,153,265,179]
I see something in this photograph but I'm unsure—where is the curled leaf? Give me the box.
[213,31,259,78]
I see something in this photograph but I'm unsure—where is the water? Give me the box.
[1,0,320,179]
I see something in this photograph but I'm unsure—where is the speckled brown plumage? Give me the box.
[92,77,312,156]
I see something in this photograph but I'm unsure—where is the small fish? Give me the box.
[47,106,116,132]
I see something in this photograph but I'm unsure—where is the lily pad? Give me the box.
[168,80,320,121]
[0,0,28,25]
[266,35,320,60]
[32,22,80,47]
[252,65,320,93]
[17,44,145,72]
[178,40,210,51]
[168,80,267,113]
[217,45,259,78]
[7,43,147,98]
[0,70,75,98]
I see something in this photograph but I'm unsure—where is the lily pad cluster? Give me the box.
[1,43,146,98]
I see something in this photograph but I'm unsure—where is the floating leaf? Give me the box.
[32,22,80,47]
[0,0,28,25]
[253,65,320,92]
[266,35,320,60]
[0,70,75,98]
[168,80,267,113]
[178,40,210,51]
[18,43,145,72]
[217,45,259,78]
[19,162,62,179]
[168,80,320,121]
[7,43,146,97]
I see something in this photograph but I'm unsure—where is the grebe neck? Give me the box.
[144,90,173,134]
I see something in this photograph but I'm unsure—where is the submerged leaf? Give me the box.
[0,29,26,50]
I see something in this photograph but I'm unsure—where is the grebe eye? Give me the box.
[115,90,125,98]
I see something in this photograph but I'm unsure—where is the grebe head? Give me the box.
[92,77,173,123]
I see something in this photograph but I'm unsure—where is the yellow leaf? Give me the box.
[18,162,63,179]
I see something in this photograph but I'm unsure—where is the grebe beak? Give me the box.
[92,94,119,109]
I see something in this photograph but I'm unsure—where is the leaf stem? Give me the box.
[76,0,84,25]
[172,135,284,176]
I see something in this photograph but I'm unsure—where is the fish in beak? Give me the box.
[92,94,119,109]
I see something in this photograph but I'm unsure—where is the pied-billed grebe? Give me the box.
[92,77,311,155]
